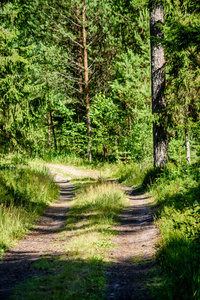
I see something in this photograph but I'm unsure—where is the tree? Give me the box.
[163,0,200,164]
[0,3,33,152]
[16,0,119,161]
[149,0,168,167]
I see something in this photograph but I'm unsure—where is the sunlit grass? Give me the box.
[97,161,149,186]
[0,163,59,257]
[61,182,128,261]
[0,204,30,256]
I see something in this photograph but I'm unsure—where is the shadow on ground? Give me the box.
[0,183,158,300]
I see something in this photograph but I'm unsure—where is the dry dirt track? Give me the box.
[0,164,159,299]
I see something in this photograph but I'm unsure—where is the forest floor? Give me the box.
[0,164,159,300]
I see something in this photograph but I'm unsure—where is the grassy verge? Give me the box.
[12,180,128,299]
[0,161,59,257]
[143,163,200,300]
[101,160,200,299]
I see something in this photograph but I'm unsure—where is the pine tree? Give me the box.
[15,0,119,160]
[149,0,168,167]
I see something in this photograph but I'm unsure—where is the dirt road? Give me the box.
[0,164,158,299]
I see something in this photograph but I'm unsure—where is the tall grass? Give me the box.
[144,163,200,299]
[35,152,88,166]
[12,181,128,299]
[98,161,148,186]
[0,204,29,256]
[68,182,128,230]
[0,163,59,257]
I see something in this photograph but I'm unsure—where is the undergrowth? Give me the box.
[143,162,200,300]
[109,159,200,299]
[12,180,128,299]
[97,161,149,186]
[0,159,59,257]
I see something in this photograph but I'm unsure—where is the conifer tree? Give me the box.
[0,3,31,151]
[16,0,118,160]
[163,0,200,164]
[149,0,168,167]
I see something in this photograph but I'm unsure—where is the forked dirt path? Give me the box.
[0,164,159,299]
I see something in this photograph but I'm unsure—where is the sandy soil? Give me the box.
[0,164,159,299]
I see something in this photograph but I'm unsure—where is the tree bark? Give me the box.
[50,110,57,151]
[150,1,168,168]
[76,4,84,120]
[82,2,92,162]
[47,111,51,147]
[185,129,191,164]
[103,145,107,161]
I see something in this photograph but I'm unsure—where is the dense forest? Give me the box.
[0,0,200,299]
[0,0,198,166]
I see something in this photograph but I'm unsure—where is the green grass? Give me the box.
[0,162,59,257]
[12,180,128,299]
[35,152,89,167]
[144,163,200,300]
[95,161,149,186]
[6,153,199,299]
[34,152,150,186]
[12,257,106,300]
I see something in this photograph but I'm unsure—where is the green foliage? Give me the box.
[142,167,165,188]
[1,0,154,162]
[91,94,119,159]
[110,7,152,161]
[0,0,200,297]
[146,162,200,299]
[0,24,30,150]
[163,0,200,163]
[0,162,59,256]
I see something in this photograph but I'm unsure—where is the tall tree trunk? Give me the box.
[185,129,191,164]
[184,106,191,164]
[150,1,168,168]
[82,2,92,162]
[47,111,51,147]
[103,145,107,161]
[76,4,84,122]
[50,111,57,151]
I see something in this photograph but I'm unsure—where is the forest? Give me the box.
[0,0,200,299]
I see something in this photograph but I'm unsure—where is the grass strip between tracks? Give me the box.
[12,180,128,299]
